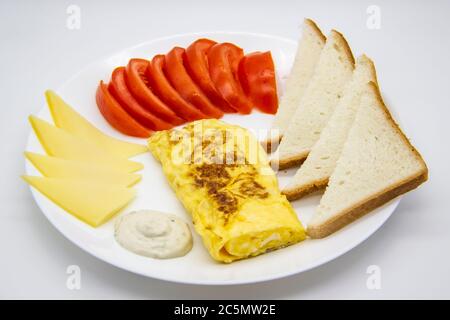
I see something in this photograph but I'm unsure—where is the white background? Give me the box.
[1,0,449,299]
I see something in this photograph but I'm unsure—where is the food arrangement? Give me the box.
[23,19,428,272]
[96,39,278,137]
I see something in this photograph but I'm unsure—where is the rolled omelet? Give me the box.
[148,119,305,263]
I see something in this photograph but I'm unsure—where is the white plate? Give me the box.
[25,32,399,285]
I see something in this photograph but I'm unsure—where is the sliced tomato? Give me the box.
[146,55,207,121]
[185,39,236,113]
[165,47,224,118]
[183,38,236,113]
[125,58,183,125]
[96,81,152,138]
[208,43,253,114]
[238,51,278,114]
[108,67,173,131]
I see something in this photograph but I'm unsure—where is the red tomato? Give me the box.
[208,43,253,114]
[125,59,183,125]
[165,47,224,118]
[96,81,152,138]
[238,51,278,114]
[108,67,174,131]
[146,55,207,121]
[184,40,236,113]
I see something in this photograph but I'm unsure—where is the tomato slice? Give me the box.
[146,55,207,121]
[125,58,183,125]
[208,43,253,114]
[165,47,225,118]
[109,67,173,131]
[185,39,236,113]
[238,51,278,114]
[96,81,152,138]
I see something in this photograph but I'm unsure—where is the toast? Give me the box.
[283,55,378,200]
[272,30,354,169]
[264,19,325,152]
[307,82,428,238]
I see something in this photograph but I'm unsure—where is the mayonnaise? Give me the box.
[114,210,193,259]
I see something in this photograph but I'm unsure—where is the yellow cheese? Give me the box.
[46,90,147,158]
[25,152,141,187]
[29,115,143,173]
[22,175,135,227]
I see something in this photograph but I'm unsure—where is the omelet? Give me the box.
[148,119,305,263]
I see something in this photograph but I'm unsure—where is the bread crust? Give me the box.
[330,29,355,66]
[271,152,308,170]
[359,54,378,83]
[307,82,428,238]
[307,171,428,238]
[368,81,427,169]
[304,18,326,42]
[282,178,328,201]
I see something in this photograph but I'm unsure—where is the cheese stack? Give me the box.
[23,91,147,227]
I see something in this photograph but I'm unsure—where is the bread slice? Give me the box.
[272,30,354,169]
[283,55,378,200]
[264,19,326,152]
[307,82,428,238]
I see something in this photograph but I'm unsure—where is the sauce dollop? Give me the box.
[115,210,193,259]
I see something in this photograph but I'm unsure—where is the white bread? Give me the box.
[265,19,325,152]
[283,55,377,200]
[272,30,355,169]
[307,82,428,238]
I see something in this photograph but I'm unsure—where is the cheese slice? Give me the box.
[22,176,135,227]
[25,152,141,187]
[29,115,143,173]
[46,90,147,158]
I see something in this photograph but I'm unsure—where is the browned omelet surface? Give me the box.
[148,119,305,263]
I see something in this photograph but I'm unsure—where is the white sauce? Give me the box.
[114,210,193,259]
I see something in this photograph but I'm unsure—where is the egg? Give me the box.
[148,119,305,263]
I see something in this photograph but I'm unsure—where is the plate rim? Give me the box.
[25,31,399,285]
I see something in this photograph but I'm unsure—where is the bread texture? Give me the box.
[272,30,355,169]
[263,19,325,152]
[283,55,378,200]
[307,82,428,238]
